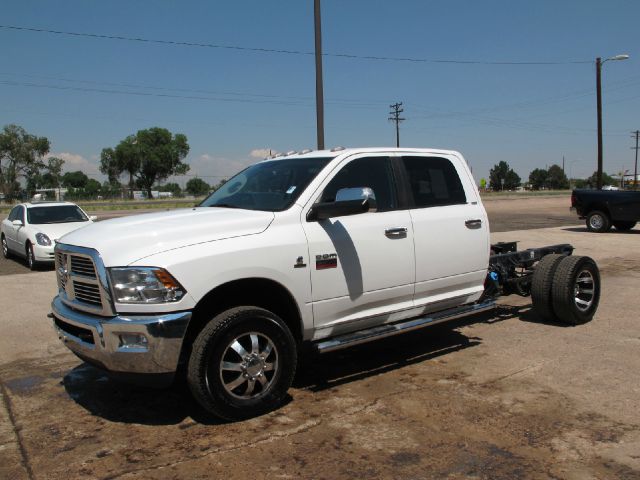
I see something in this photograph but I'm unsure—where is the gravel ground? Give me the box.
[1,196,638,480]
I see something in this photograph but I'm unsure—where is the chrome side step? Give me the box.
[314,300,496,354]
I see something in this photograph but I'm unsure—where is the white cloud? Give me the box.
[250,148,273,159]
[170,153,255,185]
[46,152,104,179]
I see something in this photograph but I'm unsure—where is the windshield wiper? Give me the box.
[209,203,239,209]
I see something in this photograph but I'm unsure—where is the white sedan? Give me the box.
[1,202,96,269]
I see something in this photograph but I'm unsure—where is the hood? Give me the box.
[35,221,92,241]
[58,207,275,266]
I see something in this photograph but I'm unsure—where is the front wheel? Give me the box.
[1,235,10,259]
[26,243,37,270]
[187,306,297,420]
[586,210,611,233]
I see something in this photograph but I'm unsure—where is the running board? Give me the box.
[314,301,496,354]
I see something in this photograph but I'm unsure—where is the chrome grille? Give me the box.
[73,281,102,306]
[55,252,68,290]
[70,255,96,278]
[54,244,114,316]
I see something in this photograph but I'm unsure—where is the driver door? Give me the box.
[5,206,24,252]
[302,155,415,337]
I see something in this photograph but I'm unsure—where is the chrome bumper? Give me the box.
[51,296,191,382]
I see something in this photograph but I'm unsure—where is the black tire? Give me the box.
[187,306,297,420]
[551,256,600,325]
[531,254,565,321]
[26,243,37,270]
[586,210,611,233]
[1,235,10,259]
[613,221,636,231]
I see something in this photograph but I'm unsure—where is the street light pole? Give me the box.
[314,0,325,150]
[595,54,629,190]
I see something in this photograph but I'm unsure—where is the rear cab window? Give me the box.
[401,156,467,208]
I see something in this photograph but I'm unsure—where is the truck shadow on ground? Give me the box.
[60,304,547,424]
[294,304,543,392]
[61,363,228,426]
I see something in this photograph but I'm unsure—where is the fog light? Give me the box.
[118,333,149,350]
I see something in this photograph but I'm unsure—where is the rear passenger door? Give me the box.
[401,155,489,311]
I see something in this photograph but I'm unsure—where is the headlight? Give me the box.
[35,233,51,246]
[109,267,186,304]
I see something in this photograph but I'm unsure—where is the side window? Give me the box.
[320,157,397,212]
[8,206,20,222]
[17,206,25,224]
[402,156,467,208]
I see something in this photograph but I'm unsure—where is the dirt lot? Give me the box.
[1,197,639,479]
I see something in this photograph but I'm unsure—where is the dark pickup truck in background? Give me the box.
[571,189,640,232]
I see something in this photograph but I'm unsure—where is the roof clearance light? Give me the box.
[330,146,345,152]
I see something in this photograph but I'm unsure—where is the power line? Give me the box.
[0,24,593,65]
[0,77,385,110]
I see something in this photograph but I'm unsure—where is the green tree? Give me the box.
[84,178,102,198]
[0,124,50,200]
[186,177,210,196]
[528,168,548,190]
[100,127,190,199]
[489,161,521,190]
[479,178,487,190]
[545,164,569,189]
[585,171,616,188]
[101,180,123,199]
[158,182,182,196]
[62,170,89,189]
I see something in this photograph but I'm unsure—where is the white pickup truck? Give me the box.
[50,147,600,419]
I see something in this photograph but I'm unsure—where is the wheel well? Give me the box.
[587,204,610,216]
[180,278,303,364]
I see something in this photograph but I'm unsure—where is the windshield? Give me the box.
[200,157,333,211]
[27,205,89,224]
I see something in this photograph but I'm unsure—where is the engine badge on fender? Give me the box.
[316,253,337,270]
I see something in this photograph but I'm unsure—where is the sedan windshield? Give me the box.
[200,157,332,211]
[27,205,88,224]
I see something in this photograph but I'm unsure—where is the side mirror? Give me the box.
[12,219,23,227]
[307,187,377,221]
[89,215,97,221]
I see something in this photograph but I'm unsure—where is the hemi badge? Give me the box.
[316,253,337,270]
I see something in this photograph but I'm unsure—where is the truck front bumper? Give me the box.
[50,296,191,387]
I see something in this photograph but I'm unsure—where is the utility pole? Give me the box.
[632,130,640,190]
[596,57,604,190]
[388,102,405,148]
[314,0,325,150]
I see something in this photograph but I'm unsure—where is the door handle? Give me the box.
[385,227,407,238]
[465,219,482,229]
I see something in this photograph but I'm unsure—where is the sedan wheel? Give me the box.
[26,244,36,270]
[1,236,9,259]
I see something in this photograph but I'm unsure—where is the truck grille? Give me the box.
[54,245,113,316]
[72,281,102,306]
[70,256,96,278]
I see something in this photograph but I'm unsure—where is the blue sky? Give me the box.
[2,0,639,186]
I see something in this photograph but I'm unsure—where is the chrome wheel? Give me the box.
[27,245,34,269]
[589,214,604,230]
[573,270,595,312]
[1,237,7,258]
[218,332,278,399]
